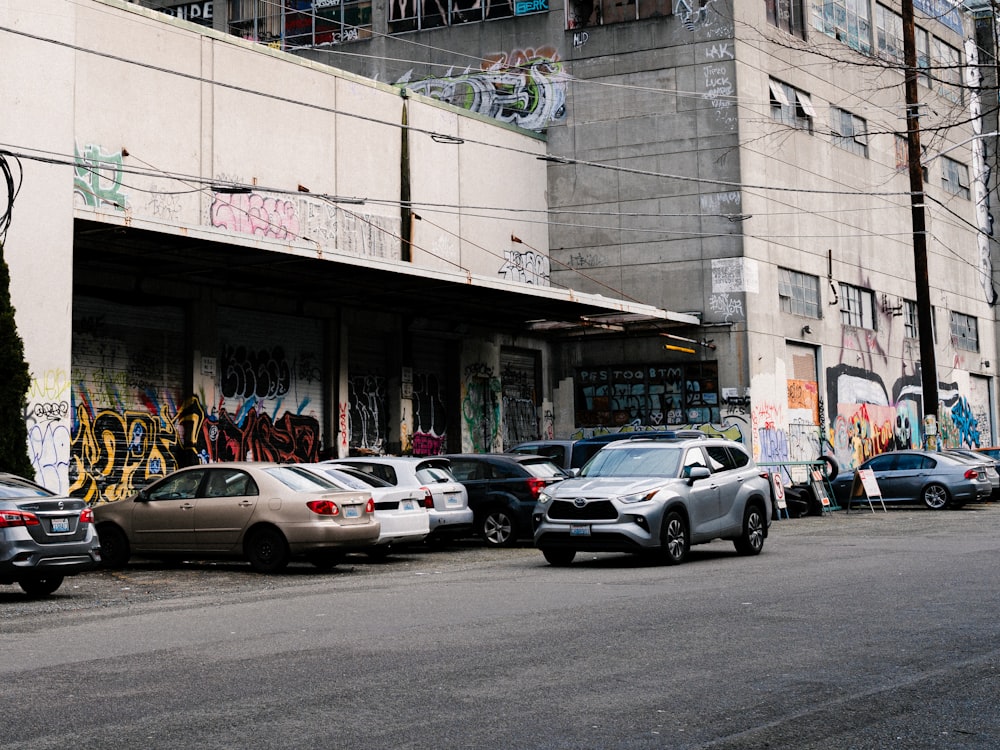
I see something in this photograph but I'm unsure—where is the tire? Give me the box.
[820,456,839,482]
[660,510,689,565]
[734,503,766,556]
[307,550,344,571]
[18,575,64,598]
[481,509,519,548]
[541,548,576,566]
[97,523,131,569]
[245,526,291,573]
[922,483,950,510]
[366,545,392,560]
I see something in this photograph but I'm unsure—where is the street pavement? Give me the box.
[2,504,998,749]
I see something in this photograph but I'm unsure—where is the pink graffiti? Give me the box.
[211,192,301,240]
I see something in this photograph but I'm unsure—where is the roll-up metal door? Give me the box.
[70,297,186,503]
[411,337,449,455]
[501,348,541,450]
[348,333,388,454]
[215,306,324,463]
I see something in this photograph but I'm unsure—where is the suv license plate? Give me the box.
[51,518,70,533]
[570,525,591,537]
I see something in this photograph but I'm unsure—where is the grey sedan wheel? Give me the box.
[922,483,950,510]
[660,510,689,565]
[245,527,291,573]
[18,575,64,598]
[734,503,766,556]
[482,510,518,547]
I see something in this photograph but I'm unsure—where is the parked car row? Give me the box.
[5,438,994,596]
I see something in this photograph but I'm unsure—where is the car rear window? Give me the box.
[416,465,457,484]
[522,460,566,478]
[0,476,54,498]
[264,466,335,491]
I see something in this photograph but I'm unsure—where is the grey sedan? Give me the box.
[831,450,993,509]
[0,472,102,597]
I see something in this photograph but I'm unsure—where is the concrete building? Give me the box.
[173,0,1000,470]
[1,0,693,501]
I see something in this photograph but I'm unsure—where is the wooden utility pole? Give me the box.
[902,0,939,444]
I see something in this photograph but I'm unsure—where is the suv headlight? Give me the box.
[537,489,553,505]
[620,489,659,504]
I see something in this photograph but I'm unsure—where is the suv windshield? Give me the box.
[582,445,682,478]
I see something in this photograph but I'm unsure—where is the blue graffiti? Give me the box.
[951,397,981,448]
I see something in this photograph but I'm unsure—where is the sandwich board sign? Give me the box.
[847,468,887,513]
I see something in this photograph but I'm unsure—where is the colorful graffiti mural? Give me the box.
[70,396,321,505]
[396,47,567,131]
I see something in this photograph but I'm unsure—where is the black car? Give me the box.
[0,473,102,596]
[444,454,569,546]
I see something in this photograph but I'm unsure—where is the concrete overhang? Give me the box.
[72,210,700,334]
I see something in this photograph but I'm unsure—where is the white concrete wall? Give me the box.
[1,0,552,488]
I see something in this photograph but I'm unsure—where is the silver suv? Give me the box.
[532,437,771,566]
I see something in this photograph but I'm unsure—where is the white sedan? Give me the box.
[325,457,473,542]
[298,464,430,553]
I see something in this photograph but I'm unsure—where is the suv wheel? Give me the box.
[18,575,64,598]
[482,509,518,547]
[660,510,689,565]
[541,548,576,566]
[734,503,766,556]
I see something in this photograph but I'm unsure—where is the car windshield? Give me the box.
[0,476,54,498]
[264,466,336,491]
[582,446,682,478]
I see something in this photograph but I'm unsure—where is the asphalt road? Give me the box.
[2,505,999,750]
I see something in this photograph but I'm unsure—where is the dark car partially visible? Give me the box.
[0,473,101,597]
[444,453,568,547]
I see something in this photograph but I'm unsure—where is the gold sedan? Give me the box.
[93,463,380,573]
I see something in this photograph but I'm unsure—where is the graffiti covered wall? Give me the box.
[396,46,567,131]
[70,301,325,504]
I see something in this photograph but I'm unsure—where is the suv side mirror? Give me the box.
[686,466,711,483]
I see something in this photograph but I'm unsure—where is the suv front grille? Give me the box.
[549,499,617,521]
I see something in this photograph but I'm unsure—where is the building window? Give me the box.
[769,79,815,132]
[915,26,931,87]
[904,299,919,338]
[875,3,902,63]
[229,0,283,44]
[285,0,373,47]
[390,0,529,33]
[779,268,821,318]
[766,0,804,38]
[950,312,979,351]
[812,0,872,54]
[931,37,962,103]
[839,283,876,330]
[832,108,868,157]
[941,156,971,199]
[574,362,719,427]
[565,0,668,29]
